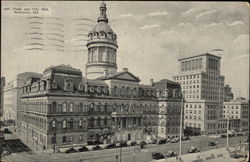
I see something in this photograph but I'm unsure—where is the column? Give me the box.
[46,79,51,90]
[120,117,122,129]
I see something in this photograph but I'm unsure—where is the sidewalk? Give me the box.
[150,147,245,162]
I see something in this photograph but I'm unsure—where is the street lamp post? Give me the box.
[119,146,122,162]
[53,132,56,153]
[227,116,229,148]
[239,129,242,150]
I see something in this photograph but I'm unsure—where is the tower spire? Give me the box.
[98,1,108,23]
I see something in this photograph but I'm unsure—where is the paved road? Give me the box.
[4,135,248,162]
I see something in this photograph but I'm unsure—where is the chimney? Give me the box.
[150,79,154,86]
[123,68,128,72]
[104,70,108,78]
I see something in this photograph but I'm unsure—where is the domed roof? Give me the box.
[91,21,113,34]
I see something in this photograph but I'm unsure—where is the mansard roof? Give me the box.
[44,64,82,76]
[139,84,155,89]
[153,79,181,89]
[100,71,141,82]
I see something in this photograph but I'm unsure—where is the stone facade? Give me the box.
[223,98,249,132]
[3,72,41,124]
[18,2,183,150]
[154,79,183,139]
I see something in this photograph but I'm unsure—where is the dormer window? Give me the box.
[78,83,84,91]
[97,86,101,93]
[89,86,94,93]
[103,87,108,94]
[64,79,74,91]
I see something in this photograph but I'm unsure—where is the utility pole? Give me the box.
[216,85,221,149]
[227,114,230,148]
[53,133,56,153]
[179,92,184,158]
[120,146,122,162]
[133,145,135,162]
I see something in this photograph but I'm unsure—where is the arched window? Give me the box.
[63,120,67,129]
[69,103,73,112]
[104,103,108,112]
[113,104,116,112]
[79,119,82,128]
[69,119,73,129]
[62,103,67,112]
[90,103,94,112]
[97,104,101,112]
[51,102,57,113]
[79,103,83,112]
[97,118,101,126]
[104,118,107,125]
[52,120,56,129]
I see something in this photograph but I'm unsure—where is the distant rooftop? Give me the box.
[44,64,81,72]
[153,79,181,89]
[178,53,221,61]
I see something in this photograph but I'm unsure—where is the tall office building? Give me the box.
[173,53,224,135]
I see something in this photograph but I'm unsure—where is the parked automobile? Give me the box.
[105,143,117,149]
[170,138,178,143]
[166,151,177,157]
[182,136,190,141]
[118,142,128,147]
[65,147,77,153]
[140,141,147,146]
[147,139,157,144]
[220,134,227,138]
[92,145,103,151]
[236,133,244,136]
[1,149,11,157]
[157,139,167,145]
[230,153,245,159]
[152,152,165,160]
[79,146,89,152]
[127,141,137,146]
[188,147,200,153]
[208,141,217,146]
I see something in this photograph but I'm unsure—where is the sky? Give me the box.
[1,1,249,99]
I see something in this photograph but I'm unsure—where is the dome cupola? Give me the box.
[85,2,118,79]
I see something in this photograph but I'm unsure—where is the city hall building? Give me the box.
[18,2,183,150]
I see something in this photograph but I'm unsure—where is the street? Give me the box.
[3,133,248,162]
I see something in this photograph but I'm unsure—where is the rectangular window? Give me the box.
[52,137,56,144]
[62,136,66,143]
[79,135,83,141]
[69,136,73,142]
